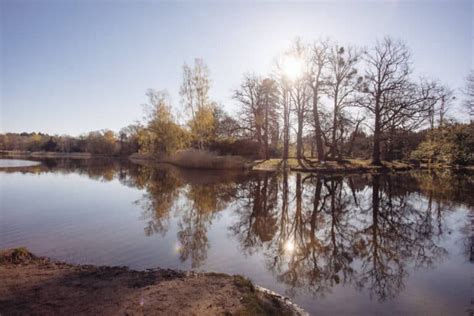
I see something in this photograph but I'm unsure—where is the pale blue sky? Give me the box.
[1,0,472,135]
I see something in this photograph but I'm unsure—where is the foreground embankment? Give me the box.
[0,248,306,316]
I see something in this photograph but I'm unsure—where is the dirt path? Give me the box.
[0,248,305,316]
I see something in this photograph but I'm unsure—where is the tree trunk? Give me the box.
[331,105,338,159]
[313,88,325,162]
[372,102,382,165]
[283,90,290,161]
[264,98,269,160]
[346,119,362,157]
[296,116,303,159]
[330,89,338,160]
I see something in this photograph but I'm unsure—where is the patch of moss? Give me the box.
[233,275,255,291]
[206,272,230,278]
[0,247,37,264]
[233,276,292,316]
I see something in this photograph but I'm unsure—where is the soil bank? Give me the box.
[0,248,306,316]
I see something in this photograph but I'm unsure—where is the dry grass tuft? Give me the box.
[166,149,247,170]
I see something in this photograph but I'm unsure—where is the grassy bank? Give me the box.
[252,158,412,172]
[0,248,305,315]
[251,158,473,173]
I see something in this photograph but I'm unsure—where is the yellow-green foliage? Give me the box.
[411,123,474,165]
[139,90,190,156]
[188,106,216,147]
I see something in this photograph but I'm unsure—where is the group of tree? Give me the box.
[233,37,473,165]
[0,128,140,156]
[136,36,473,166]
[2,36,473,165]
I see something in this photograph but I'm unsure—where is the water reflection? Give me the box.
[134,166,472,302]
[2,158,472,308]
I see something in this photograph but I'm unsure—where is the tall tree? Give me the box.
[234,75,279,159]
[261,78,279,159]
[360,37,431,165]
[180,58,214,149]
[307,40,330,162]
[326,44,360,160]
[423,81,454,131]
[281,79,291,162]
[140,89,188,155]
[287,41,311,160]
[462,70,474,118]
[234,74,265,156]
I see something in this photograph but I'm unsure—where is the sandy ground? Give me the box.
[0,248,303,316]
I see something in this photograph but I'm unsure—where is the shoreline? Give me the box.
[250,158,474,173]
[2,151,472,174]
[0,248,306,315]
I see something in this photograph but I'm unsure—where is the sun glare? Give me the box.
[282,55,304,81]
[284,239,295,254]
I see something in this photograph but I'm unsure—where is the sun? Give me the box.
[282,55,304,82]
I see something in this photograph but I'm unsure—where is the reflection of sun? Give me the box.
[174,242,182,253]
[282,55,304,81]
[284,239,295,254]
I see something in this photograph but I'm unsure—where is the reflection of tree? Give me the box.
[177,183,235,268]
[230,172,452,301]
[413,170,474,207]
[135,166,183,236]
[230,173,279,254]
[29,159,468,300]
[268,174,361,297]
[132,164,241,268]
[355,174,447,300]
[355,174,407,300]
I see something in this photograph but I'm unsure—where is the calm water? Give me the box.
[0,159,41,167]
[1,158,473,315]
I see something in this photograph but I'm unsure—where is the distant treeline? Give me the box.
[1,37,473,164]
[0,130,138,156]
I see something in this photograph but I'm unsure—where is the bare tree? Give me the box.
[180,58,213,149]
[326,44,361,160]
[307,40,330,162]
[360,37,431,165]
[462,70,474,118]
[281,79,291,162]
[234,75,278,158]
[180,63,195,119]
[417,80,454,133]
[287,40,311,160]
[273,64,292,162]
[234,74,264,152]
[261,78,279,159]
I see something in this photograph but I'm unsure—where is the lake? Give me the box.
[0,158,472,315]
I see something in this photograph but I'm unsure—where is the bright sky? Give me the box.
[1,0,472,135]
